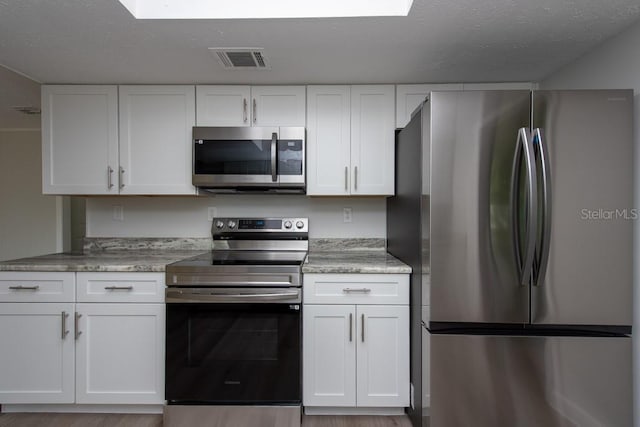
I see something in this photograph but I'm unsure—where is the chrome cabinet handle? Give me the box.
[349,313,353,342]
[354,166,358,191]
[533,128,552,287]
[253,99,257,124]
[9,285,39,291]
[343,288,371,293]
[107,166,114,189]
[511,128,537,286]
[271,132,277,182]
[119,167,125,189]
[61,311,69,339]
[345,166,348,191]
[75,313,82,340]
[104,285,134,291]
[361,313,365,342]
[243,98,248,123]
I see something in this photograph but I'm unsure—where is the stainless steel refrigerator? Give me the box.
[387,90,633,427]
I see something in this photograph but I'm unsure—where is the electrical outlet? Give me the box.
[343,207,352,223]
[207,207,217,221]
[112,205,124,221]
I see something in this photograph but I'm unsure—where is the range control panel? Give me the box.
[211,217,308,233]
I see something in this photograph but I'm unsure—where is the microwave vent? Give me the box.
[209,48,270,70]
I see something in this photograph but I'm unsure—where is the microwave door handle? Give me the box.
[271,132,277,182]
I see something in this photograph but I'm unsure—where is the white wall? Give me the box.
[86,195,386,238]
[0,130,60,261]
[542,19,640,427]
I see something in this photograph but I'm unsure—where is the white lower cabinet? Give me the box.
[75,303,165,404]
[303,274,409,410]
[0,271,165,406]
[0,303,75,403]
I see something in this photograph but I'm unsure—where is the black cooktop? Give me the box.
[170,250,308,267]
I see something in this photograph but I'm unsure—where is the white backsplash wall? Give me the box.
[86,195,386,238]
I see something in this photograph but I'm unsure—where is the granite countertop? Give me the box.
[0,250,207,272]
[303,250,411,274]
[0,238,411,274]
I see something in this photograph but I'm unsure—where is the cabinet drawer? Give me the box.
[77,272,164,303]
[0,272,75,302]
[303,274,409,305]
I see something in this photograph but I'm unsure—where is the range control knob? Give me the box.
[214,220,224,229]
[227,220,237,229]
[296,221,305,229]
[284,220,293,229]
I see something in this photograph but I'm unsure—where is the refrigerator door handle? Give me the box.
[533,128,552,287]
[511,127,537,286]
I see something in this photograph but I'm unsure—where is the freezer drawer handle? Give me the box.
[343,288,371,293]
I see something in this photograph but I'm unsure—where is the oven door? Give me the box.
[165,288,301,405]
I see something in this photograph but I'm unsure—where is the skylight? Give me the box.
[117,0,414,19]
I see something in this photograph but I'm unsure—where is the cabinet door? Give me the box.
[119,85,196,195]
[0,303,75,403]
[303,305,356,407]
[350,85,395,195]
[396,84,463,128]
[306,86,351,195]
[356,305,409,407]
[42,85,119,195]
[75,303,165,404]
[251,86,306,127]
[196,85,251,126]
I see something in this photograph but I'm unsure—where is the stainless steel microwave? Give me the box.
[192,127,305,193]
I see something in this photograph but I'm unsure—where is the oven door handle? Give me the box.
[166,289,301,303]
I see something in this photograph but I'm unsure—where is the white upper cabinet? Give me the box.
[42,85,119,195]
[251,86,306,126]
[395,84,463,128]
[196,85,251,126]
[306,86,351,195]
[118,85,196,195]
[196,85,306,127]
[350,85,395,196]
[306,85,395,196]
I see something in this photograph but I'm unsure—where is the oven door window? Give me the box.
[166,303,301,404]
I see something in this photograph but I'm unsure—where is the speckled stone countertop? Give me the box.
[0,250,207,272]
[303,251,411,274]
[0,237,411,274]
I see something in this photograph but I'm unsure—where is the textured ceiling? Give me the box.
[0,0,639,86]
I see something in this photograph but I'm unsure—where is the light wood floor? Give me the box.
[0,413,412,427]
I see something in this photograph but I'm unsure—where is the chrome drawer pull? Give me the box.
[342,288,371,293]
[104,286,134,291]
[75,313,82,340]
[9,285,40,291]
[61,311,69,339]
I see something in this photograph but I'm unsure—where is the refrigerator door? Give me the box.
[532,90,633,326]
[430,91,532,324]
[430,334,632,427]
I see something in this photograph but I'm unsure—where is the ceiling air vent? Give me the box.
[208,48,270,70]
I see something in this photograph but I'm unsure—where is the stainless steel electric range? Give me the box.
[163,217,307,427]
